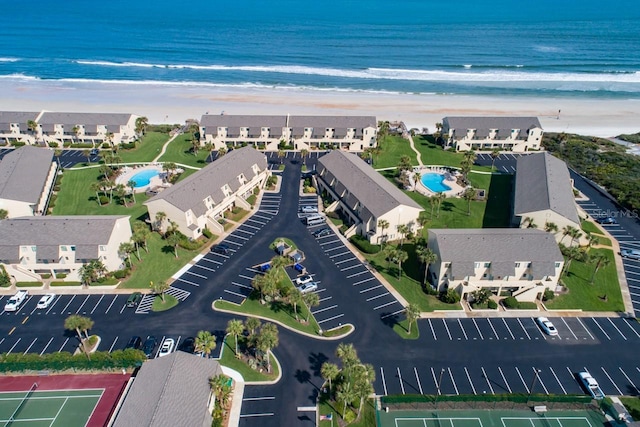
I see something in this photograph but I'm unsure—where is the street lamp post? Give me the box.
[435,368,445,410]
[527,368,542,406]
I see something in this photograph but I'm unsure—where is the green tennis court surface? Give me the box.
[0,388,102,427]
[378,410,606,427]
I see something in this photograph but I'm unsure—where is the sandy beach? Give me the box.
[1,79,639,138]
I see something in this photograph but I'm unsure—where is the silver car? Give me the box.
[297,282,318,294]
[621,249,640,260]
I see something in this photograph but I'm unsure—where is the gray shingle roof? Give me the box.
[0,216,128,262]
[145,146,267,213]
[288,116,376,138]
[318,151,422,219]
[514,153,580,224]
[113,351,223,427]
[443,116,542,139]
[200,115,286,134]
[429,229,562,279]
[0,146,54,204]
[38,112,134,127]
[0,112,40,132]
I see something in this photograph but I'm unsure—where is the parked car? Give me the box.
[578,371,605,399]
[294,263,306,274]
[125,336,142,350]
[300,205,318,214]
[4,290,28,312]
[260,263,271,272]
[36,293,56,309]
[126,292,142,308]
[158,338,175,357]
[313,228,331,238]
[595,216,617,224]
[535,317,558,336]
[211,244,231,255]
[180,337,196,354]
[621,249,640,260]
[297,281,318,294]
[295,274,314,285]
[89,148,100,156]
[142,336,158,358]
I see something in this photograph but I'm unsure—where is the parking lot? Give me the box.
[474,152,525,174]
[577,199,640,316]
[376,360,640,398]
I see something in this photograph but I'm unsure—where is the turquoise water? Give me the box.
[421,173,451,193]
[131,170,159,188]
[1,0,639,97]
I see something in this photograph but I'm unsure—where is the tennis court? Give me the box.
[0,384,102,427]
[378,409,606,427]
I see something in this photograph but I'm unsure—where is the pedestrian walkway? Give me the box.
[407,134,423,166]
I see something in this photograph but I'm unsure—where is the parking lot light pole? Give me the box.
[435,368,445,410]
[527,368,541,405]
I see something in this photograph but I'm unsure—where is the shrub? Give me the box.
[178,236,205,250]
[349,235,381,254]
[120,142,136,150]
[40,273,52,279]
[502,296,519,309]
[101,142,110,149]
[0,265,11,287]
[439,289,460,304]
[487,299,498,309]
[113,269,129,279]
[53,185,61,192]
[63,142,72,148]
[0,348,146,373]
[542,289,555,301]
[202,228,213,239]
[325,211,340,219]
[51,281,81,287]
[70,143,94,149]
[11,141,26,147]
[55,273,67,279]
[48,142,59,148]
[99,196,109,205]
[16,282,43,288]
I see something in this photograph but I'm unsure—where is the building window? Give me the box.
[484,262,491,268]
[474,262,480,269]
[515,262,520,268]
[555,262,561,268]
[99,246,107,252]
[61,246,67,251]
[31,246,37,252]
[70,246,76,251]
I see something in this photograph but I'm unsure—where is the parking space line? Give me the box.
[235,228,253,235]
[185,270,207,279]
[329,251,351,259]
[324,246,344,253]
[231,282,252,290]
[242,396,275,401]
[397,367,405,394]
[448,368,459,395]
[104,295,118,314]
[619,368,640,394]
[119,302,127,314]
[442,319,452,340]
[58,338,69,353]
[498,367,512,393]
[39,337,54,356]
[380,367,388,395]
[59,295,76,314]
[607,318,627,340]
[224,240,243,246]
[242,223,262,231]
[531,318,547,339]
[623,319,640,338]
[576,318,595,340]
[515,367,529,392]
[347,271,368,278]
[177,278,200,287]
[431,368,440,394]
[44,296,61,315]
[458,319,468,340]
[591,318,611,340]
[6,338,20,354]
[360,285,383,293]
[224,289,247,298]
[549,367,566,394]
[317,314,344,324]
[464,367,476,394]
[353,277,375,286]
[487,319,500,340]
[195,264,216,272]
[320,239,341,246]
[374,301,397,310]
[380,309,405,319]
[75,295,90,314]
[502,319,515,340]
[203,257,223,264]
[600,367,623,395]
[90,295,105,314]
[428,319,437,340]
[481,367,494,394]
[366,293,388,302]
[335,258,357,265]
[23,338,37,354]
[319,296,332,303]
[230,234,249,241]
[535,367,549,394]
[517,318,531,340]
[472,319,484,340]
[561,318,578,340]
[312,305,338,315]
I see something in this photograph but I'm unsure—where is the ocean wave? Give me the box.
[0,73,39,81]
[0,58,19,63]
[72,60,640,83]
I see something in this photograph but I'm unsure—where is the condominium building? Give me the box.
[442,116,543,152]
[0,111,40,145]
[36,112,140,146]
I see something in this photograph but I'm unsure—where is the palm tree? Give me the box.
[64,315,94,358]
[383,245,397,269]
[167,233,181,258]
[569,227,583,247]
[490,148,500,170]
[204,142,215,162]
[417,214,429,231]
[303,292,320,323]
[300,149,309,166]
[217,146,227,158]
[416,246,438,286]
[321,362,340,395]
[127,180,137,203]
[150,280,170,302]
[0,209,7,220]
[209,374,232,409]
[586,232,599,249]
[83,149,91,164]
[277,149,285,164]
[270,255,289,270]
[114,183,127,205]
[245,317,261,337]
[463,187,476,216]
[105,131,114,148]
[435,192,446,217]
[336,343,358,374]
[336,384,358,419]
[405,303,421,334]
[393,249,408,280]
[396,224,409,248]
[562,246,582,278]
[561,225,572,245]
[397,155,412,175]
[590,252,611,284]
[118,242,135,265]
[353,365,375,421]
[27,119,38,136]
[463,150,477,165]
[195,330,217,357]
[154,211,167,233]
[544,222,558,234]
[288,289,304,320]
[135,116,149,137]
[90,182,102,205]
[377,219,389,249]
[133,221,151,253]
[257,323,279,372]
[412,171,421,190]
[226,319,244,354]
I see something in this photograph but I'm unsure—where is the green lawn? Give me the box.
[118,132,170,163]
[319,398,375,427]
[620,397,640,420]
[158,133,212,168]
[362,244,462,312]
[392,319,420,339]
[373,135,417,169]
[413,136,493,171]
[545,248,623,311]
[151,294,178,311]
[218,337,279,382]
[581,220,602,235]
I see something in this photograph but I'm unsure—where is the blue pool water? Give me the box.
[131,169,160,188]
[421,173,451,193]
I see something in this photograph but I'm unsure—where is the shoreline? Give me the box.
[1,79,639,138]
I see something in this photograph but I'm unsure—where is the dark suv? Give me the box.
[211,244,231,255]
[142,336,157,358]
[126,292,142,307]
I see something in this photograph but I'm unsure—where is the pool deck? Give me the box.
[116,165,165,193]
[411,166,465,197]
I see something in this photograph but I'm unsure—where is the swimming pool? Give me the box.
[131,169,160,188]
[421,173,451,193]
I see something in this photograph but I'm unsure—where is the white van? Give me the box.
[305,214,325,226]
[5,290,28,312]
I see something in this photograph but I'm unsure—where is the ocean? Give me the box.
[1,0,640,98]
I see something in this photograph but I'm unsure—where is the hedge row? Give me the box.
[0,348,146,373]
[349,235,380,254]
[382,393,592,404]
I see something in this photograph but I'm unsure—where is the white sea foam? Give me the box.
[0,58,19,63]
